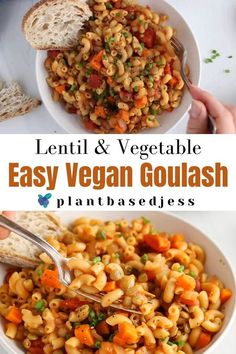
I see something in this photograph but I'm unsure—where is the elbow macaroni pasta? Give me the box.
[44,0,187,133]
[0,216,231,354]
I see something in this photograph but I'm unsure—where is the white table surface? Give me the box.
[0,211,235,354]
[0,0,236,133]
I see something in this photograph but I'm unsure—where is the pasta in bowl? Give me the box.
[36,0,201,133]
[0,212,235,354]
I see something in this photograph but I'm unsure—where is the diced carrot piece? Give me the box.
[114,124,126,134]
[5,306,22,325]
[75,324,95,347]
[90,50,104,71]
[113,335,126,347]
[179,291,199,306]
[55,85,66,94]
[103,281,116,292]
[195,332,212,350]
[164,64,172,75]
[143,233,171,253]
[107,77,113,86]
[141,49,153,58]
[171,234,184,243]
[95,106,106,118]
[176,275,196,291]
[116,110,129,122]
[113,323,138,346]
[135,96,148,108]
[171,240,186,250]
[96,320,110,336]
[41,269,61,289]
[220,288,232,304]
[169,77,178,87]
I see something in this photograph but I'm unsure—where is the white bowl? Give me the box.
[36,0,201,134]
[0,212,235,354]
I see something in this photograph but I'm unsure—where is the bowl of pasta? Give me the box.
[0,211,235,354]
[36,0,201,133]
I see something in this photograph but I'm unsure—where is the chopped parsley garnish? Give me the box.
[109,88,115,96]
[104,42,111,53]
[35,300,45,312]
[123,32,129,38]
[141,253,148,264]
[114,252,120,259]
[148,75,154,82]
[69,83,77,92]
[72,322,80,328]
[106,3,113,9]
[36,269,43,276]
[94,340,101,348]
[150,108,158,115]
[108,333,115,342]
[76,62,84,68]
[85,68,92,76]
[189,271,196,278]
[156,60,163,66]
[93,256,101,264]
[103,54,108,60]
[168,340,185,347]
[143,69,149,76]
[204,50,220,63]
[178,265,185,272]
[146,63,153,69]
[89,309,105,327]
[224,69,230,73]
[204,58,213,63]
[99,230,107,240]
[64,333,71,340]
[134,86,139,92]
[142,216,150,224]
[140,43,145,49]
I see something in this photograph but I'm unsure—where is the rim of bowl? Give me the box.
[35,0,201,134]
[0,211,235,354]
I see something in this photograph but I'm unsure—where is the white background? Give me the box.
[0,211,236,354]
[0,0,236,133]
[0,135,236,211]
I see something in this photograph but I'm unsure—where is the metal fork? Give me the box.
[0,214,141,314]
[171,36,217,134]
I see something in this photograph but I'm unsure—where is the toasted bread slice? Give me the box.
[0,212,65,268]
[0,81,41,122]
[22,0,92,50]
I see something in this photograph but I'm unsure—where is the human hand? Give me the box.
[0,211,15,239]
[187,85,236,134]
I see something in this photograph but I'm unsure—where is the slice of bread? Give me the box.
[0,212,65,268]
[22,0,92,50]
[0,81,41,122]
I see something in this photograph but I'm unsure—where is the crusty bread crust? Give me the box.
[22,0,92,50]
[0,212,65,268]
[0,81,41,122]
